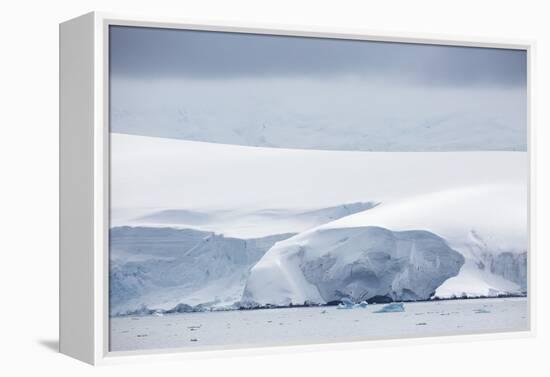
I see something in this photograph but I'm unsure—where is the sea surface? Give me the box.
[110,297,528,352]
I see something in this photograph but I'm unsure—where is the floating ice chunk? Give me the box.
[374,302,405,313]
[337,297,355,309]
[337,298,369,309]
[473,308,491,314]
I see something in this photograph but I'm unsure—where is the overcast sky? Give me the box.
[109,25,527,151]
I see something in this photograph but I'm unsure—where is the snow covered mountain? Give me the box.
[243,185,527,306]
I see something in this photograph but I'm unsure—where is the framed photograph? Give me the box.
[60,12,534,365]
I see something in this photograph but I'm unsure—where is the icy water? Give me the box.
[110,297,528,352]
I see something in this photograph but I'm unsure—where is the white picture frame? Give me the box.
[59,11,536,365]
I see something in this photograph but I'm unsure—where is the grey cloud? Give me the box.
[109,26,526,87]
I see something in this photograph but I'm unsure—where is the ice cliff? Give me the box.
[243,185,527,306]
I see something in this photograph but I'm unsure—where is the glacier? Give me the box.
[242,226,464,306]
[110,227,294,315]
[243,185,527,306]
[109,202,380,315]
[109,134,528,313]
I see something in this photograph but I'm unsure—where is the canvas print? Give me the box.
[108,26,528,352]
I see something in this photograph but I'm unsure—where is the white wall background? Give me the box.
[0,0,548,375]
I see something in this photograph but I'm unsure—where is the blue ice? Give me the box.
[374,302,405,313]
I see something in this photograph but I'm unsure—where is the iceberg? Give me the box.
[374,302,405,313]
[337,297,355,309]
[337,298,369,309]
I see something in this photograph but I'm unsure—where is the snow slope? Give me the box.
[111,133,526,237]
[124,202,377,239]
[111,77,527,151]
[243,185,527,305]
